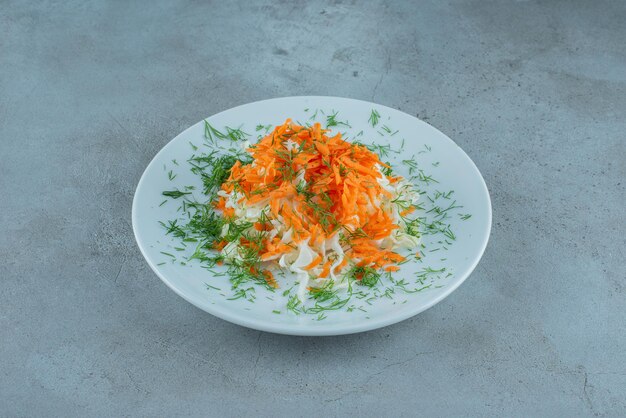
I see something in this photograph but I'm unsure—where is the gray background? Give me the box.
[2,0,625,416]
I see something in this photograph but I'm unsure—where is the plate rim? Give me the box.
[132,95,492,336]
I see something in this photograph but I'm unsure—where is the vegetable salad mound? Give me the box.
[213,119,421,301]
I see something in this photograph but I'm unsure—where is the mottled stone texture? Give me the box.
[1,0,624,416]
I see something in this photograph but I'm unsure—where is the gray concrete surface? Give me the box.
[1,0,625,416]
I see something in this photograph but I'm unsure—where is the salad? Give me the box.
[159,115,459,315]
[214,120,421,302]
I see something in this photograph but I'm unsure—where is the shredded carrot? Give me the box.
[304,255,322,270]
[217,119,414,284]
[254,222,271,231]
[334,257,349,273]
[263,270,278,288]
[318,261,330,278]
[400,206,416,216]
[214,240,227,251]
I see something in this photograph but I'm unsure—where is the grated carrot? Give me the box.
[217,119,413,283]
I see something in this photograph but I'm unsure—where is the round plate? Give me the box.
[132,96,491,336]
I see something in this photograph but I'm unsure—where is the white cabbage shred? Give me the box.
[219,164,420,301]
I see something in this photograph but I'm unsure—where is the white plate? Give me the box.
[132,96,491,336]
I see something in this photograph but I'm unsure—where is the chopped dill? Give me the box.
[348,266,381,288]
[204,121,249,143]
[368,109,380,127]
[227,287,256,302]
[326,111,351,128]
[401,158,418,175]
[287,294,301,314]
[162,189,191,199]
